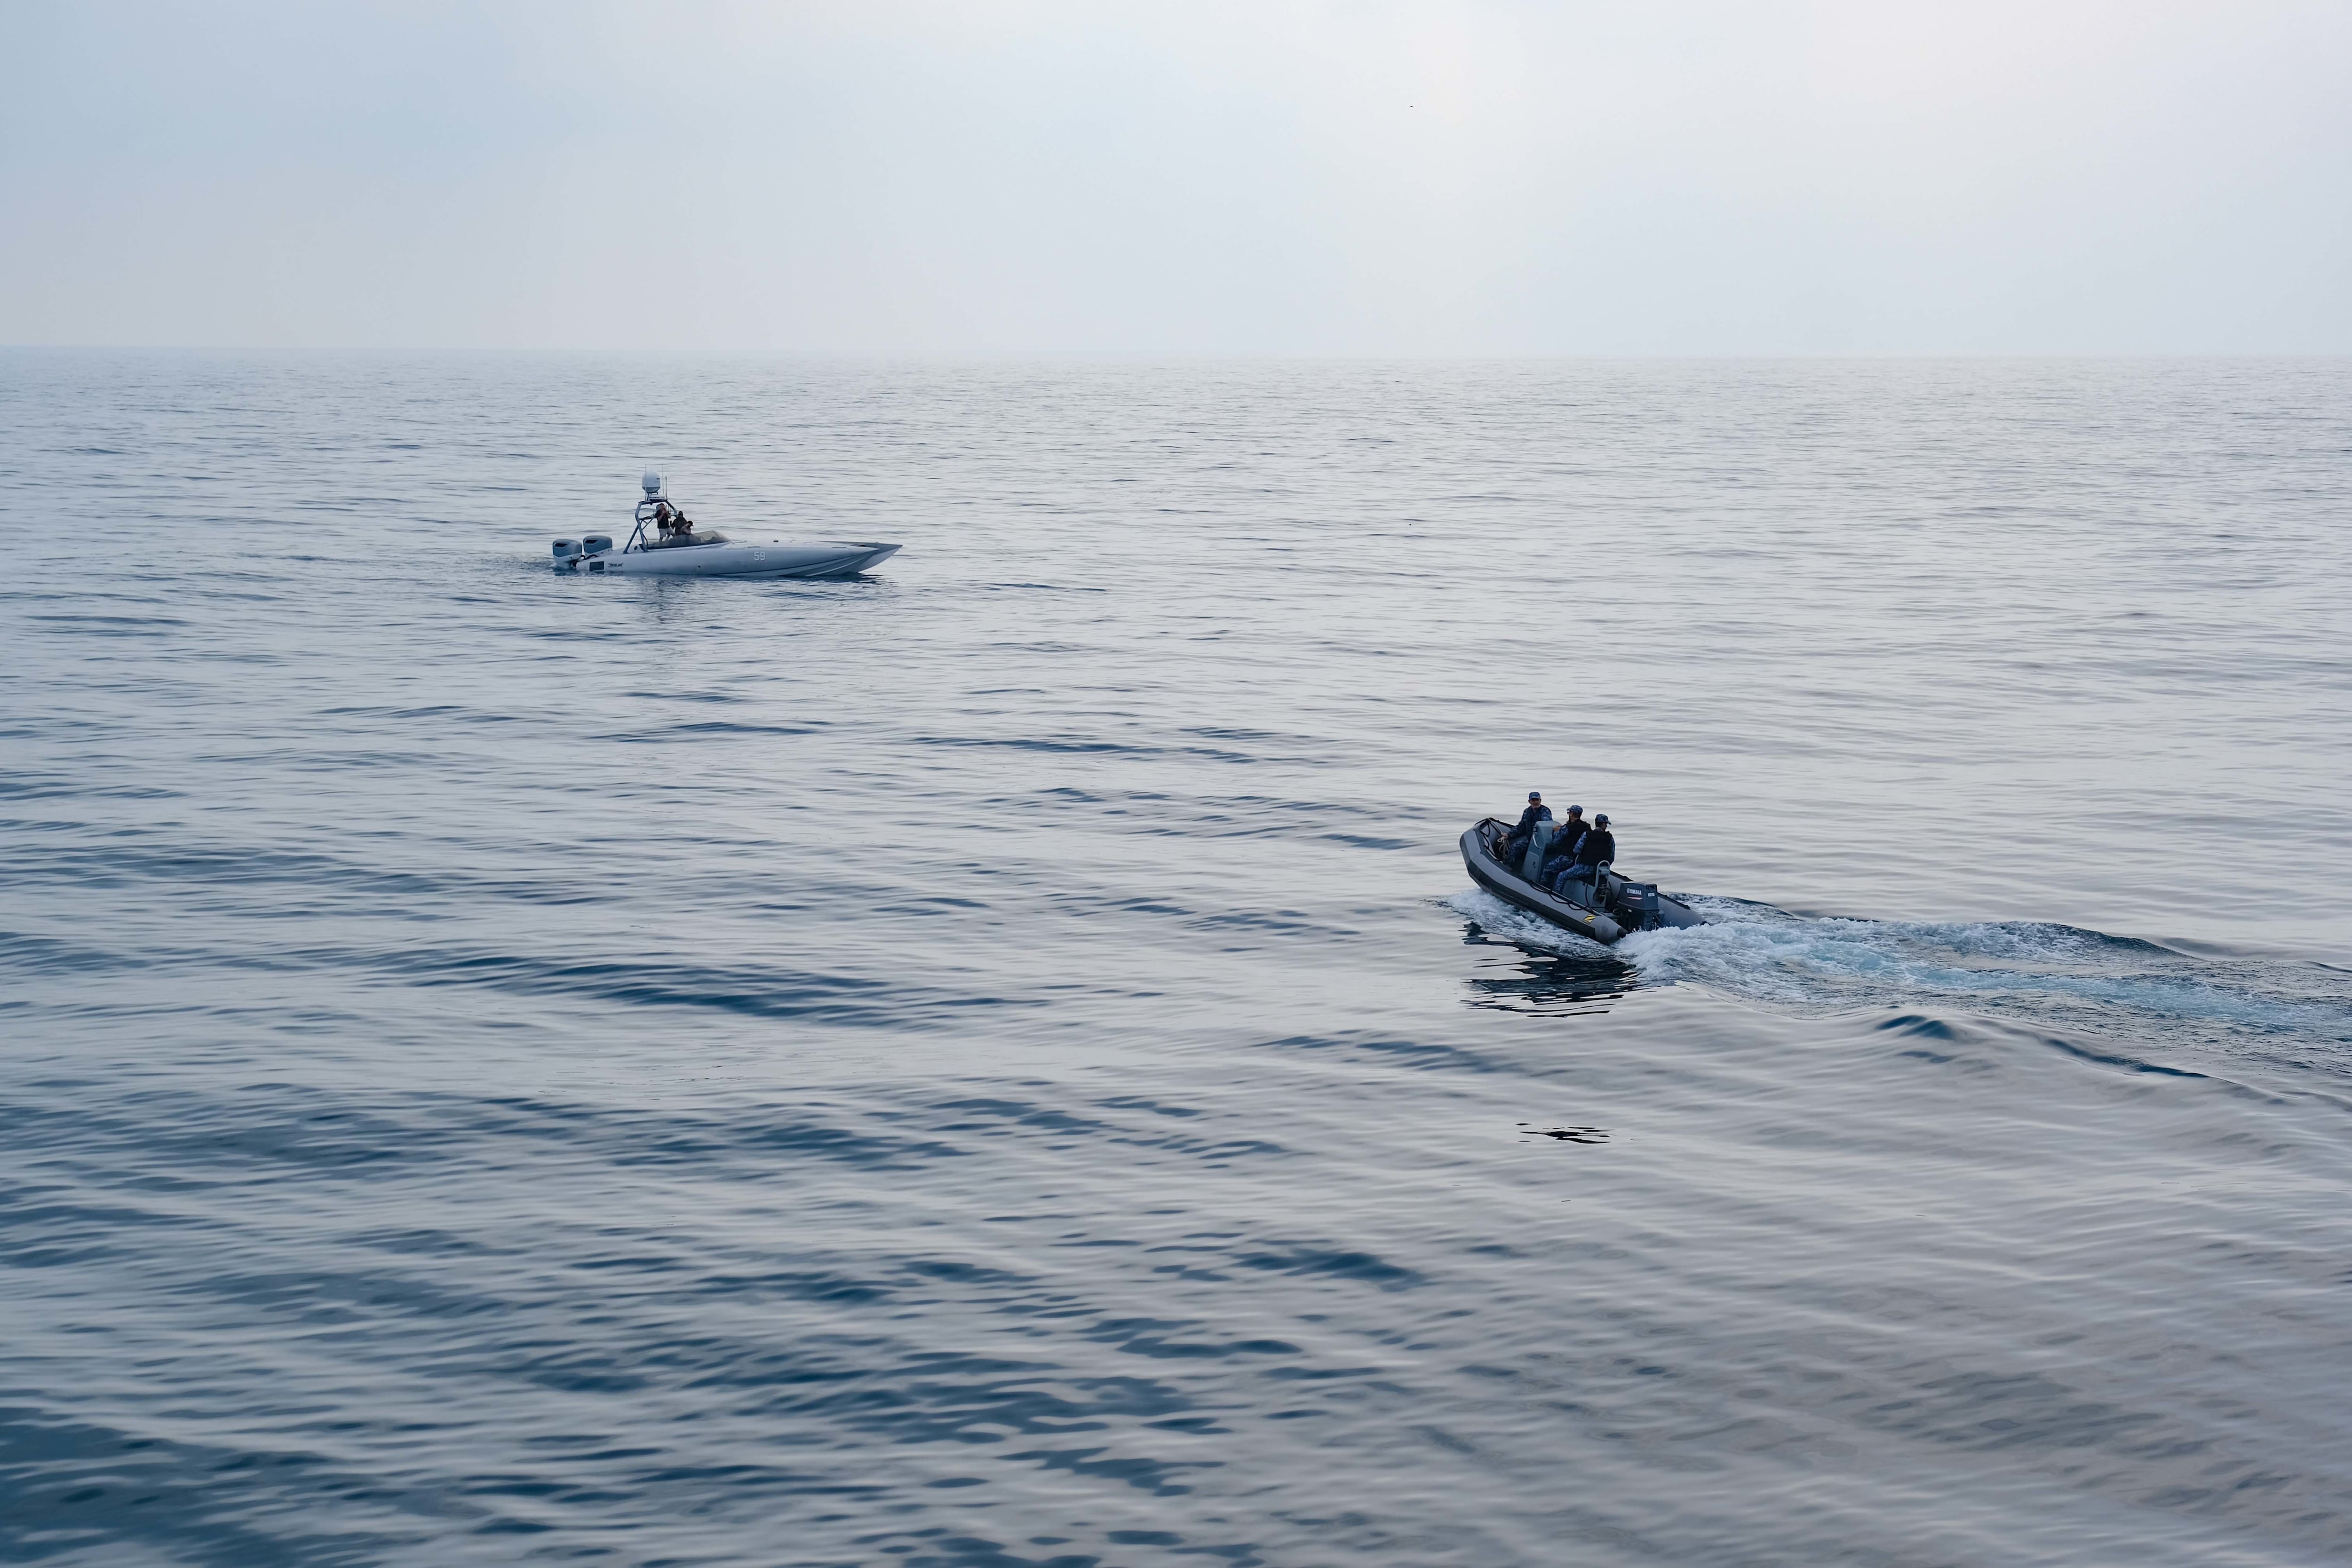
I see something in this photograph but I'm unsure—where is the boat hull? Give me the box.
[1458,818,1706,945]
[568,541,899,579]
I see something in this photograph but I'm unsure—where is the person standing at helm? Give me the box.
[638,473,689,543]
[653,499,699,542]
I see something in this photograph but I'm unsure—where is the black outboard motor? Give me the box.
[1616,882,1661,929]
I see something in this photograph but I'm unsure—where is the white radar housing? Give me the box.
[641,470,663,497]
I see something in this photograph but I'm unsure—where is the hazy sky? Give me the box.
[4,1,2348,352]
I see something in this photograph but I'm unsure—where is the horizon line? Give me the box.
[7,345,2348,361]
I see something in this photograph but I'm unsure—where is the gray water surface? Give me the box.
[4,353,2350,1566]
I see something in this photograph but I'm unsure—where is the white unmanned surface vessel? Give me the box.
[553,473,900,579]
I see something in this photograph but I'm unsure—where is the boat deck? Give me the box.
[1458,817,1706,945]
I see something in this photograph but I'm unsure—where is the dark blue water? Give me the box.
[4,352,2351,1566]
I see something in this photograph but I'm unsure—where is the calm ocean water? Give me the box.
[3,352,2350,1567]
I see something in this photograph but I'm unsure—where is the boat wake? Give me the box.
[1450,889,2352,1049]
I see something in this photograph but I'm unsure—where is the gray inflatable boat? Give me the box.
[1459,817,1708,945]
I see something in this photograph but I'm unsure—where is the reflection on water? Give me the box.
[1460,917,1638,1015]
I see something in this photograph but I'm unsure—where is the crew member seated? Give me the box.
[1550,812,1615,896]
[1537,805,1589,881]
[1499,792,1551,864]
[651,499,698,544]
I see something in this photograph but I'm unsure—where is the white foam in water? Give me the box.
[1445,889,1616,958]
[1455,891,2352,1037]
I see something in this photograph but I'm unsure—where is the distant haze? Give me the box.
[4,0,2348,353]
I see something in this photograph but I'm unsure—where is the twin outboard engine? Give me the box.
[552,535,617,572]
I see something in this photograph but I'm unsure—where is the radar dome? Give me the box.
[641,470,663,496]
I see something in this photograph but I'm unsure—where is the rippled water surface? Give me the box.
[4,353,2351,1566]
